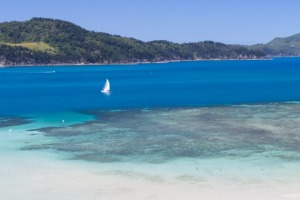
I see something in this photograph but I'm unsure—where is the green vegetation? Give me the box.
[0,18,266,66]
[250,33,300,56]
[0,42,56,53]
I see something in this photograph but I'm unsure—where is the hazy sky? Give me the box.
[1,0,299,45]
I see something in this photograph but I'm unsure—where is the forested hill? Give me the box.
[0,18,265,66]
[250,33,300,56]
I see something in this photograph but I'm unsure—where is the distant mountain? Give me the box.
[0,18,265,66]
[250,33,300,56]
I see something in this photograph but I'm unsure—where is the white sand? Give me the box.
[1,149,300,200]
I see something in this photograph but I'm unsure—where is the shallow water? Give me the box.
[1,103,299,181]
[18,103,300,165]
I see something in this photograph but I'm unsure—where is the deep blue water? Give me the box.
[1,58,300,115]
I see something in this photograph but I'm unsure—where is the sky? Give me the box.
[1,0,300,45]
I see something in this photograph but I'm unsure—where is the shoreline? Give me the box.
[0,57,271,68]
[2,148,300,200]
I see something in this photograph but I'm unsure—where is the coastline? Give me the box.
[1,150,300,200]
[0,57,271,68]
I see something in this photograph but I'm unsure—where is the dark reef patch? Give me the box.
[0,116,32,128]
[22,103,300,163]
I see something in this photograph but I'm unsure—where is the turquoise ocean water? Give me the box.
[1,58,300,199]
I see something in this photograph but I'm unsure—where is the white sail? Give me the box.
[101,79,110,93]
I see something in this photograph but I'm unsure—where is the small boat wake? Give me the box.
[29,70,56,74]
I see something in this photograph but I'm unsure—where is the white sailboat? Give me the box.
[101,79,110,93]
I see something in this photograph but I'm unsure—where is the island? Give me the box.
[1,17,267,66]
